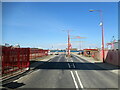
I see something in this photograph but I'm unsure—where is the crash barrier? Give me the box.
[30,48,49,60]
[1,46,30,76]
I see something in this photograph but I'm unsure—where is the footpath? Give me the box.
[72,53,119,75]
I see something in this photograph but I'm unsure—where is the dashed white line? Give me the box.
[73,63,75,68]
[75,71,84,88]
[68,63,70,68]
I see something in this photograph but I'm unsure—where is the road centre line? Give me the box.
[66,57,80,89]
[70,58,75,68]
[75,71,84,88]
[73,63,75,68]
[68,63,70,68]
[70,71,79,90]
[71,56,84,89]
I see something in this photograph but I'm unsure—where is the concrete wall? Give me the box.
[105,50,119,66]
[93,50,119,66]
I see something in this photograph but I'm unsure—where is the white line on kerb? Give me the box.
[70,71,79,90]
[75,71,84,88]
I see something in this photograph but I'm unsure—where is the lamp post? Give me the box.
[68,30,70,57]
[89,9,105,63]
[63,30,72,57]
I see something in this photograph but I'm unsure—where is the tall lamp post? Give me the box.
[89,9,105,63]
[63,30,72,57]
[68,30,70,57]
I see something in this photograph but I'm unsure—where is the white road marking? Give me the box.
[68,63,71,68]
[48,59,52,62]
[58,55,62,62]
[73,63,75,68]
[66,56,83,90]
[70,58,75,68]
[73,55,84,62]
[70,71,79,90]
[64,55,68,62]
[75,71,84,88]
[71,59,73,62]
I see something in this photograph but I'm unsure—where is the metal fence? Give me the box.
[1,47,49,77]
[30,48,48,60]
[2,46,30,75]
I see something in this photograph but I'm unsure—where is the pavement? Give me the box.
[2,54,119,89]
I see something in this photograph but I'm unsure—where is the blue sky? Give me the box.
[2,2,118,49]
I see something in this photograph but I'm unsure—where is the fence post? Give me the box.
[27,48,30,68]
[17,48,20,69]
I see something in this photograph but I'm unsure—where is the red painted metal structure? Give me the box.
[30,48,49,59]
[84,49,98,57]
[1,46,49,76]
[2,46,30,75]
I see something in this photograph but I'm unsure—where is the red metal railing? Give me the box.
[1,47,49,77]
[30,48,48,60]
[2,46,30,75]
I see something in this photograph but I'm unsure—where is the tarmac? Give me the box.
[72,53,119,75]
[1,55,57,86]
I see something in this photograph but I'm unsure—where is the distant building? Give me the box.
[83,49,98,57]
[70,48,78,51]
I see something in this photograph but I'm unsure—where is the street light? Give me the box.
[62,30,72,57]
[89,9,105,63]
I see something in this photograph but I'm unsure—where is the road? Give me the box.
[3,54,118,89]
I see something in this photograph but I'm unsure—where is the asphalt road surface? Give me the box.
[3,54,118,89]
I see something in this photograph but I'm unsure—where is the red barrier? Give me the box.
[2,46,49,77]
[2,46,30,75]
[30,48,49,60]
